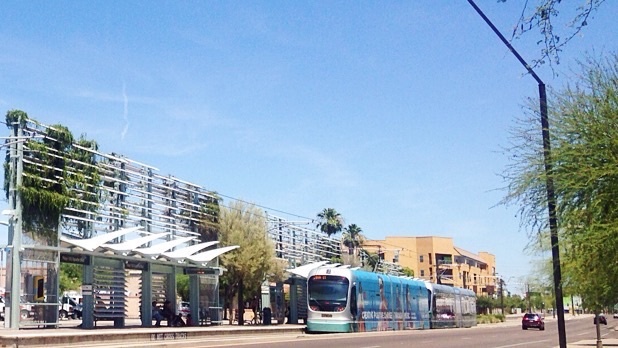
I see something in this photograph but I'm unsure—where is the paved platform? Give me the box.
[0,320,306,348]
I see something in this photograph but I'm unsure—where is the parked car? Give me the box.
[19,296,34,320]
[59,295,82,320]
[594,314,607,325]
[613,312,618,319]
[522,313,545,330]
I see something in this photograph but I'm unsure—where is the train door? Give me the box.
[350,285,358,331]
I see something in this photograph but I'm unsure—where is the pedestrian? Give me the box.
[186,313,193,326]
[173,313,186,327]
[152,301,164,327]
[162,300,175,326]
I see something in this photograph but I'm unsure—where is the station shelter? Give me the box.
[7,225,238,329]
[2,115,238,329]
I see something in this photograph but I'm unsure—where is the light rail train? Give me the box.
[306,266,476,333]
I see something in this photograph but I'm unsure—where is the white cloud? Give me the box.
[121,81,130,140]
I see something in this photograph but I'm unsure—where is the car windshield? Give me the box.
[525,314,539,319]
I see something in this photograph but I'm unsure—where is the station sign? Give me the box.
[60,253,91,265]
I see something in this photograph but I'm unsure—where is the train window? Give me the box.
[308,275,350,312]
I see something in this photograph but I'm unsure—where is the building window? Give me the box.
[419,255,424,263]
[420,270,425,277]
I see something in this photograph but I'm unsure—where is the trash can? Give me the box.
[262,307,271,325]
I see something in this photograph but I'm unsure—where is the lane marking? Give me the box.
[493,339,550,348]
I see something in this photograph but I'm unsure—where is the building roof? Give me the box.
[453,247,488,265]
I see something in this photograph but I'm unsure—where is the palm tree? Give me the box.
[315,208,343,237]
[342,224,364,255]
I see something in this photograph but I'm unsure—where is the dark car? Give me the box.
[522,313,545,330]
[594,314,607,325]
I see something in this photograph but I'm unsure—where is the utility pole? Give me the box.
[467,2,567,347]
[6,120,24,328]
[526,283,532,313]
[500,278,504,315]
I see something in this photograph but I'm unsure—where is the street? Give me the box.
[131,314,617,348]
[4,314,616,348]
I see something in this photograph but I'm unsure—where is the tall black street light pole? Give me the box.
[467,1,566,347]
[499,277,504,315]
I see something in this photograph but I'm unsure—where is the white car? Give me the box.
[613,312,618,319]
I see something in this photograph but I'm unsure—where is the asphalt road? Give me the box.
[125,314,617,348]
[8,314,616,348]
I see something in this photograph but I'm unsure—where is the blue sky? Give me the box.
[1,1,616,295]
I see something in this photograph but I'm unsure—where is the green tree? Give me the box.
[401,267,414,277]
[501,53,618,316]
[199,193,222,242]
[476,295,497,315]
[3,111,100,242]
[176,274,189,301]
[217,200,283,325]
[59,263,82,294]
[315,208,343,237]
[342,224,364,255]
[359,249,380,272]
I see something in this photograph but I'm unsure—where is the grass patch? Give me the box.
[477,314,505,324]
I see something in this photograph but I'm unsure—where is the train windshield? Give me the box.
[308,275,349,312]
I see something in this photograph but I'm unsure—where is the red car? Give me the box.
[522,313,545,330]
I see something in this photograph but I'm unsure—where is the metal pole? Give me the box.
[526,283,532,313]
[467,2,566,347]
[7,121,24,329]
[500,278,504,315]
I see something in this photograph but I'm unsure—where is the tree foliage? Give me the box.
[59,263,82,294]
[342,224,364,255]
[401,266,414,277]
[176,274,189,301]
[503,0,606,70]
[199,193,222,242]
[315,208,343,237]
[217,200,284,325]
[4,110,100,243]
[501,53,618,311]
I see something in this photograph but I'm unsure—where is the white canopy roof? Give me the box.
[162,241,219,261]
[286,261,328,278]
[60,226,142,251]
[133,236,196,258]
[61,228,240,268]
[101,233,169,254]
[187,245,240,265]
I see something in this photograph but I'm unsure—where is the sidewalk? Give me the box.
[0,319,306,348]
